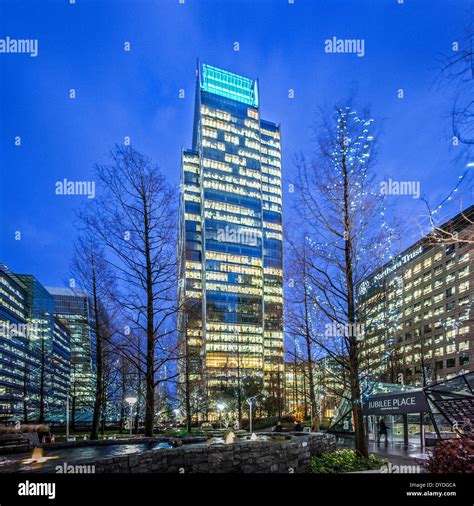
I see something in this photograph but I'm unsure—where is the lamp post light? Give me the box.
[125,396,138,437]
[246,396,258,434]
[217,403,226,429]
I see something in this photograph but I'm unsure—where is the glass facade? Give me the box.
[50,317,71,418]
[284,361,308,418]
[0,265,31,422]
[46,287,96,420]
[284,357,344,421]
[178,63,283,416]
[17,274,55,421]
[0,265,71,422]
[358,206,473,386]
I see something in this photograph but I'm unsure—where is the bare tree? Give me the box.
[439,19,474,147]
[70,232,116,440]
[422,200,474,246]
[82,145,178,437]
[285,237,321,430]
[116,353,134,433]
[292,101,392,457]
[423,17,474,240]
[177,298,203,432]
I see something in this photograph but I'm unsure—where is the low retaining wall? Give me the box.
[93,432,335,473]
[0,433,39,454]
[42,436,184,451]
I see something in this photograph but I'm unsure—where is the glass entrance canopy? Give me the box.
[328,372,474,439]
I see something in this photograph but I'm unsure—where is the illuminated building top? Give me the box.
[200,63,259,108]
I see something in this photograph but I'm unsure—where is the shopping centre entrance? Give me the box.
[363,389,431,449]
[328,372,474,452]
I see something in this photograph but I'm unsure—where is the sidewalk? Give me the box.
[369,441,431,469]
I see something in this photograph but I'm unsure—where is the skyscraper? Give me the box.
[46,287,96,422]
[0,265,32,422]
[0,265,71,423]
[178,62,284,418]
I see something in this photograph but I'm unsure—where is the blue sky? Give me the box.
[1,0,472,286]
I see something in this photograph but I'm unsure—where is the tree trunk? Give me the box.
[236,345,242,425]
[71,393,76,432]
[349,358,367,458]
[23,367,28,423]
[184,320,192,433]
[342,139,367,458]
[119,375,126,433]
[144,201,155,438]
[277,369,282,419]
[303,274,319,432]
[38,337,45,423]
[90,258,103,441]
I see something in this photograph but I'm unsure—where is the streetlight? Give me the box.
[125,396,137,436]
[246,397,258,434]
[217,402,226,429]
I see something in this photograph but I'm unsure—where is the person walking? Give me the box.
[377,419,389,446]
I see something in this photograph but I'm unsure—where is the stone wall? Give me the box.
[0,432,39,454]
[93,433,335,474]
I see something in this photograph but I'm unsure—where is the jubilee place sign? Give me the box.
[362,390,430,416]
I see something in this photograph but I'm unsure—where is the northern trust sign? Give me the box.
[362,390,429,415]
[358,245,424,296]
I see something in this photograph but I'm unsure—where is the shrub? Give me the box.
[310,449,386,473]
[425,436,474,473]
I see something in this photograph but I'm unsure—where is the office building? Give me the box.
[284,360,308,419]
[284,356,344,422]
[178,62,283,417]
[46,287,96,421]
[358,206,473,386]
[0,265,33,422]
[0,265,71,422]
